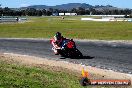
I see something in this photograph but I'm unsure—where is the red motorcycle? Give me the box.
[50,39,83,58]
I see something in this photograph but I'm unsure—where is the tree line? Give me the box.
[0,7,132,17]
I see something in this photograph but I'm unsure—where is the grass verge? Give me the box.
[0,58,84,88]
[0,54,131,88]
[0,16,132,40]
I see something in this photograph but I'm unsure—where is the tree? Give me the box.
[49,8,53,12]
[46,10,52,16]
[0,4,3,16]
[42,9,46,16]
[36,10,42,16]
[26,8,36,16]
[89,8,96,15]
[3,7,12,16]
[124,9,131,14]
[70,8,77,13]
[77,7,85,15]
[85,9,90,15]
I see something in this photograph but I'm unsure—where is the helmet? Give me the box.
[55,32,61,40]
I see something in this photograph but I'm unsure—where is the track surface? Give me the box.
[0,39,132,74]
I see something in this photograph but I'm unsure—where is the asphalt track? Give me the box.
[0,39,132,74]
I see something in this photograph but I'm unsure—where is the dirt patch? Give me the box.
[0,53,132,84]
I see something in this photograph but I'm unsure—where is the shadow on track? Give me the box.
[60,55,94,59]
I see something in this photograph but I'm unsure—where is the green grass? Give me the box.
[0,16,132,40]
[0,59,84,88]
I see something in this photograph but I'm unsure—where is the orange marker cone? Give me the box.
[80,66,91,86]
[82,66,89,78]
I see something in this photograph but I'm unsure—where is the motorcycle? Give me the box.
[50,39,83,58]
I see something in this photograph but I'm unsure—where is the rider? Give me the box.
[51,32,65,55]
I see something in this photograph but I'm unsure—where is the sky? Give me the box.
[0,0,132,9]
